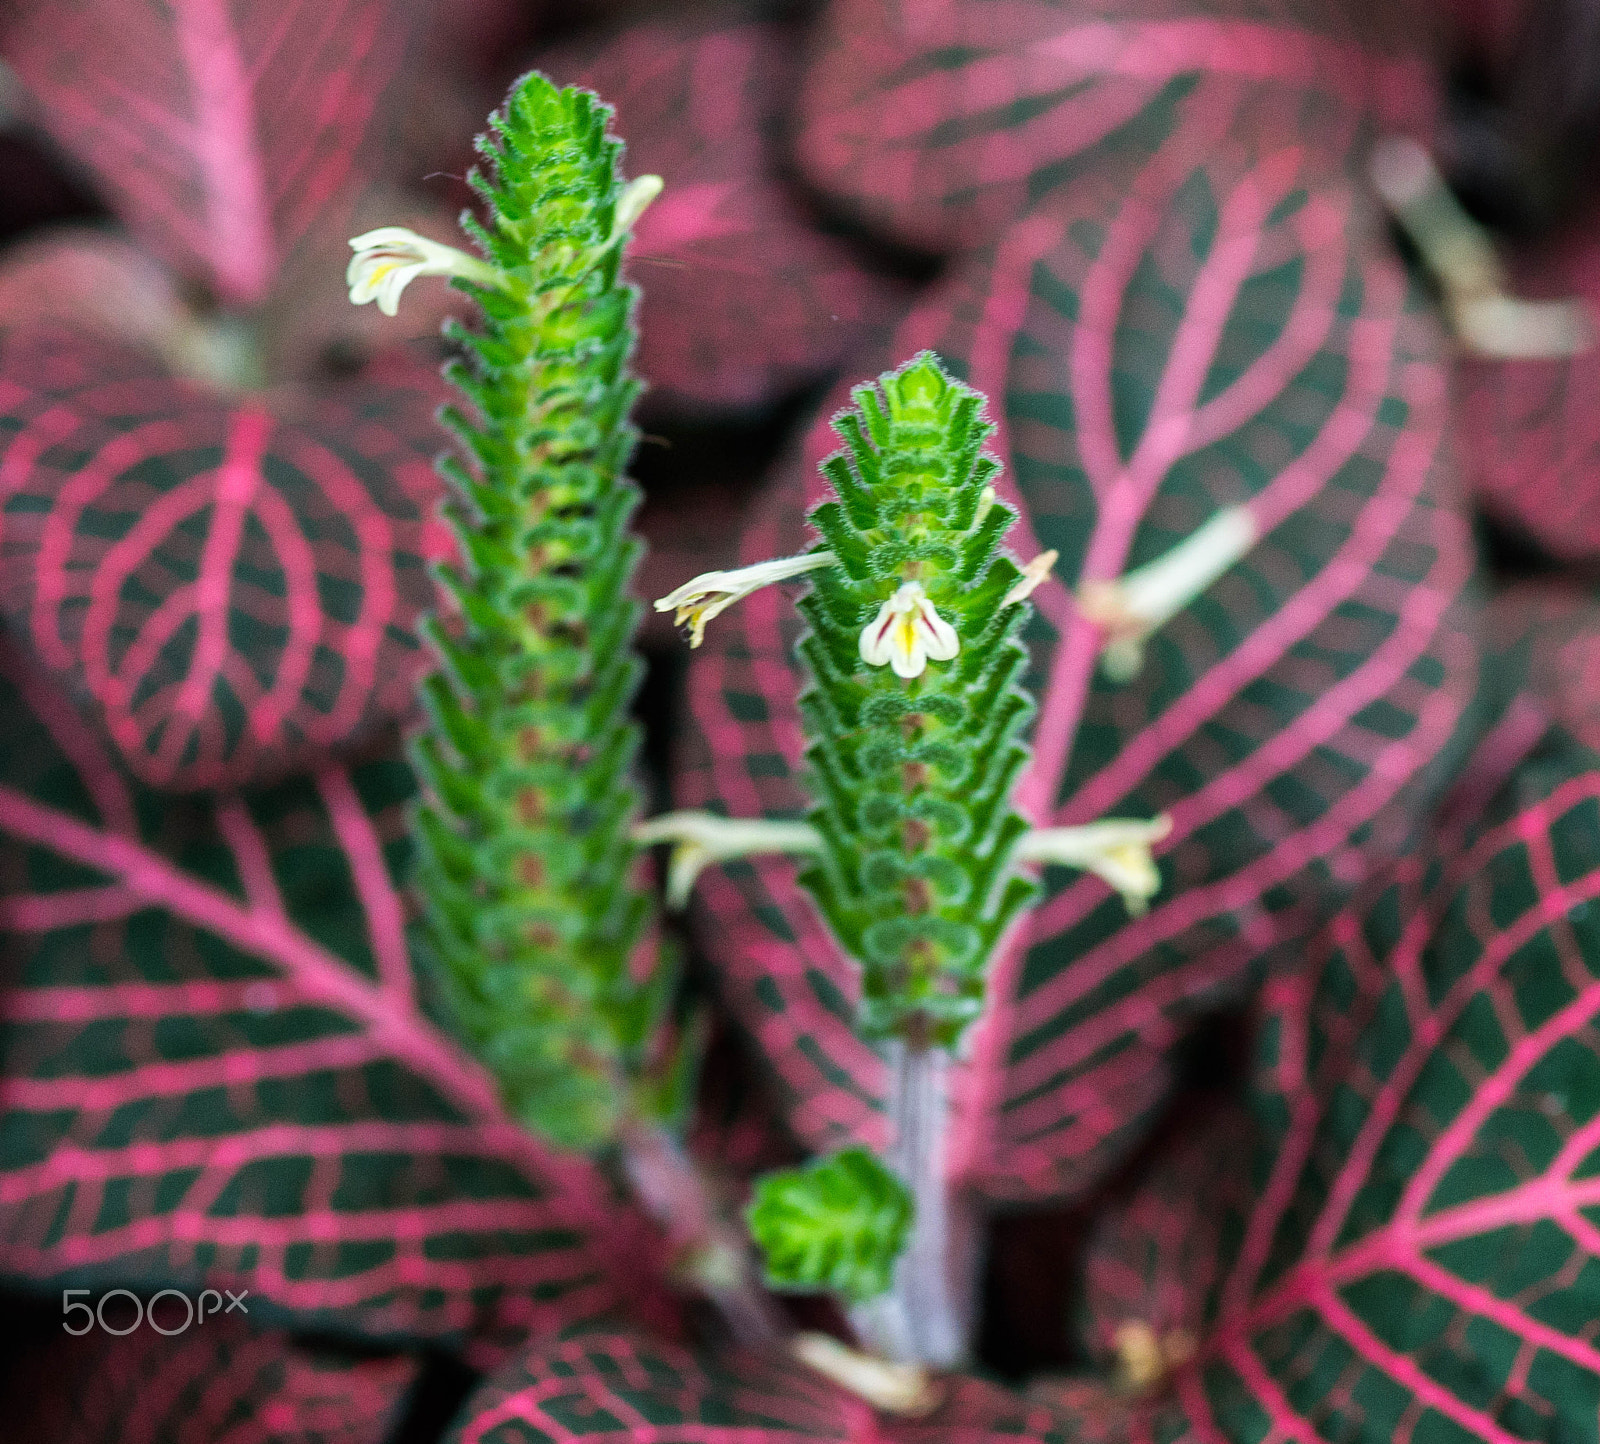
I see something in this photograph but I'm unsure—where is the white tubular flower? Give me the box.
[1077,507,1258,683]
[1111,1321,1197,1398]
[609,175,664,242]
[1369,136,1595,359]
[859,581,960,679]
[346,228,499,316]
[792,1333,940,1418]
[1368,137,1504,302]
[655,552,837,648]
[1013,815,1174,916]
[1452,294,1595,360]
[633,811,821,909]
[576,176,664,273]
[1003,549,1059,607]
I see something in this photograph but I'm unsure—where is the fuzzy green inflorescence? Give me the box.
[409,73,661,1151]
[746,1149,914,1303]
[796,354,1041,1047]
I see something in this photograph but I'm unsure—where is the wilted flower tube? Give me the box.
[1013,815,1174,915]
[1368,135,1594,359]
[1002,549,1059,606]
[655,552,838,648]
[633,810,822,908]
[1078,507,1258,681]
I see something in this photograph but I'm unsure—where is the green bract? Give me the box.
[409,73,660,1151]
[746,1148,914,1303]
[796,353,1040,1045]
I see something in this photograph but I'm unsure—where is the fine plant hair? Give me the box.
[408,75,664,1152]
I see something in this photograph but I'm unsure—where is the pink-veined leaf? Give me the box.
[9,1315,418,1444]
[791,0,1437,256]
[0,639,669,1359]
[1456,214,1600,563]
[1485,583,1600,758]
[674,74,1489,1203]
[445,1327,1127,1444]
[535,20,907,413]
[1460,345,1600,563]
[0,231,196,363]
[0,327,447,793]
[1078,1098,1254,1375]
[1145,732,1600,1444]
[0,0,420,305]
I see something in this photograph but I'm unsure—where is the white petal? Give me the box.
[859,581,958,676]
[682,592,740,648]
[1087,846,1161,912]
[655,572,730,613]
[375,262,426,316]
[914,600,960,661]
[665,842,708,910]
[347,254,396,301]
[345,252,376,292]
[888,627,926,678]
[612,175,664,236]
[860,599,900,667]
[349,226,428,252]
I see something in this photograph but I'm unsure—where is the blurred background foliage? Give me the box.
[0,0,1597,1439]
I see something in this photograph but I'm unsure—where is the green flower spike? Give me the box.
[794,352,1042,1048]
[381,73,665,1152]
[647,353,1186,1366]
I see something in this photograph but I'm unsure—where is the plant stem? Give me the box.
[618,1118,786,1347]
[849,1041,979,1367]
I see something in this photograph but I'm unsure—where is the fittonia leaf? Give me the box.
[0,0,419,304]
[0,637,654,1349]
[444,1327,1130,1444]
[1147,733,1600,1444]
[0,329,442,793]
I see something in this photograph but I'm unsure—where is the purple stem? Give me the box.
[619,1119,786,1348]
[850,1042,979,1367]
